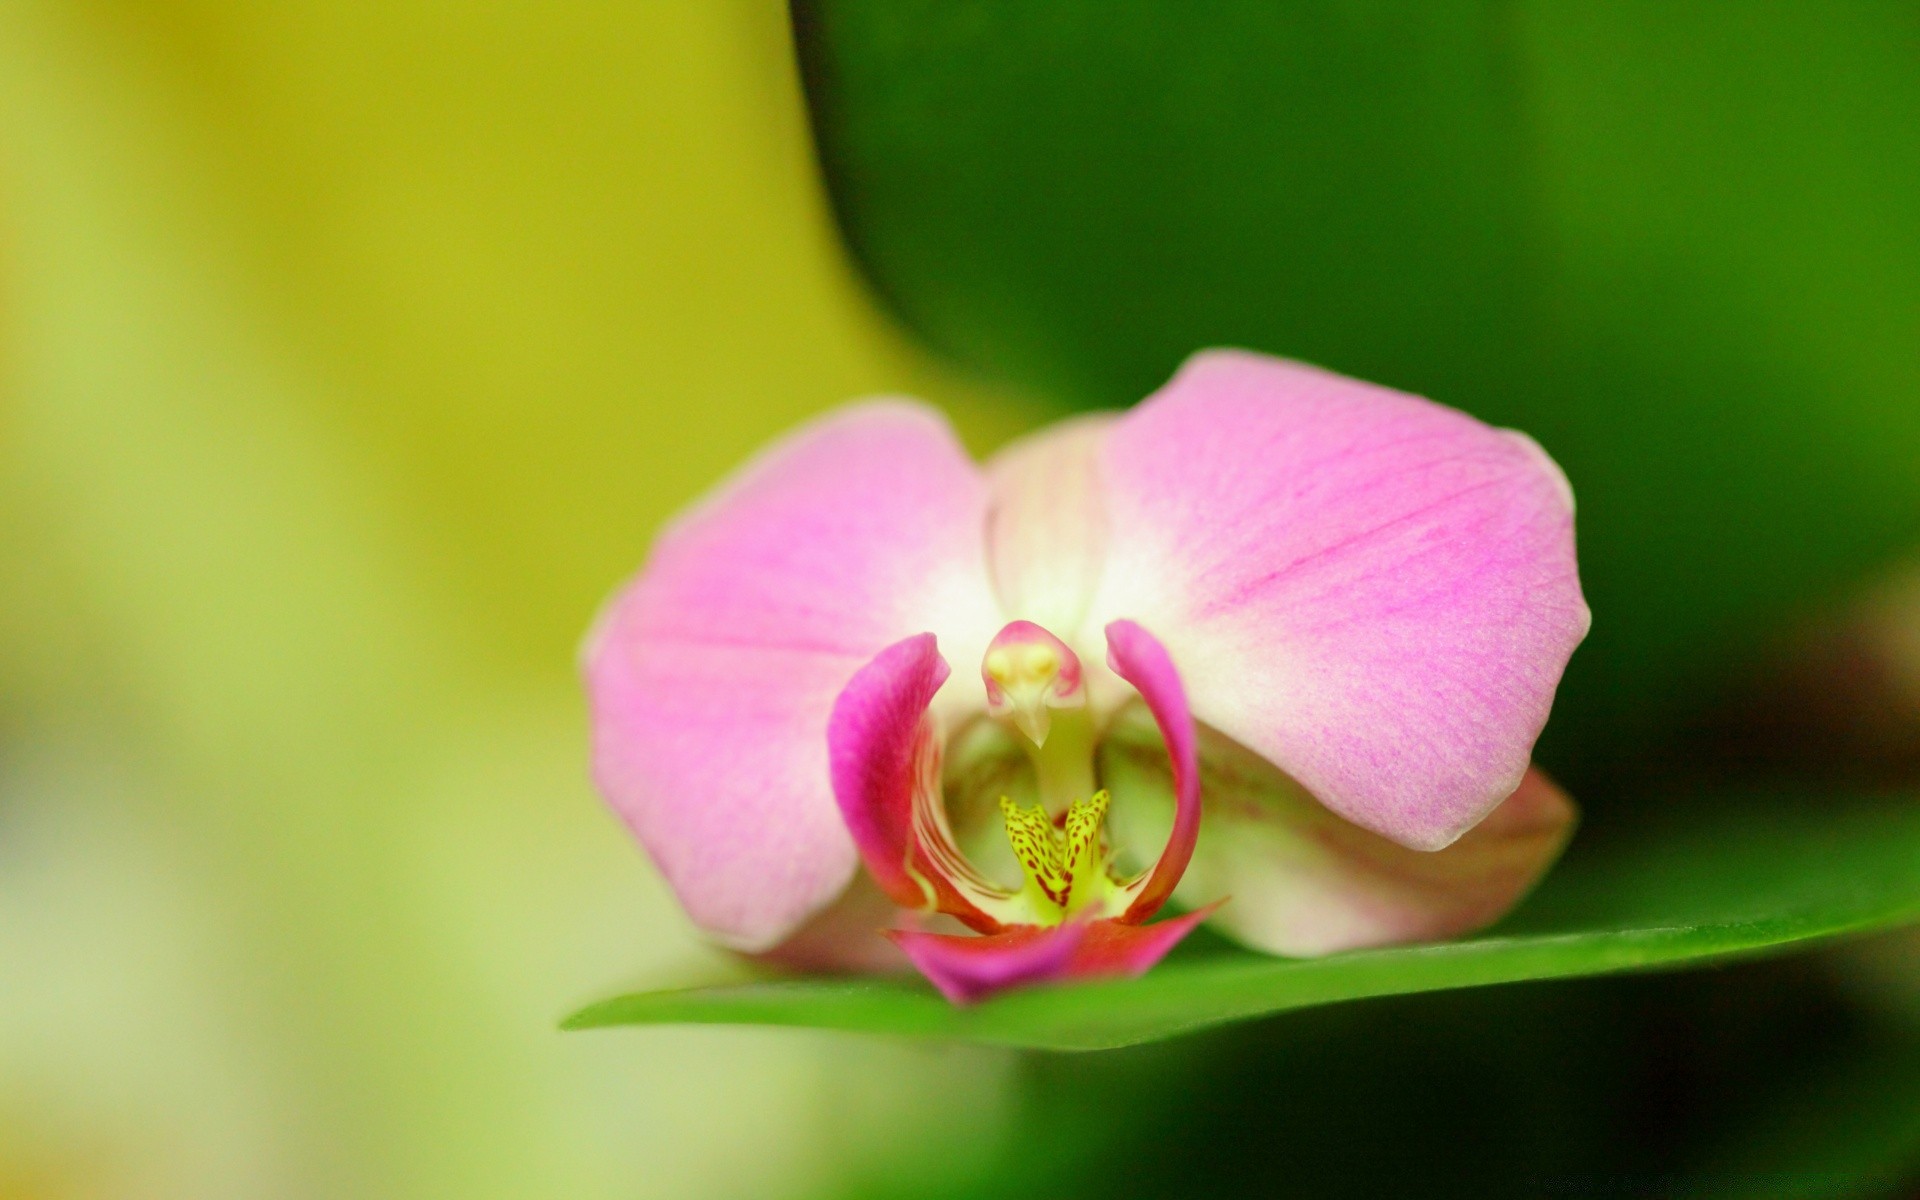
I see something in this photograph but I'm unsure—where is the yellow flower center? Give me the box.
[1000,789,1115,921]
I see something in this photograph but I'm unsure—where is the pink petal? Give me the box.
[583,403,1001,951]
[1101,709,1577,956]
[1103,620,1203,923]
[983,415,1115,637]
[750,874,914,975]
[889,907,1218,1005]
[1201,766,1577,956]
[1093,349,1589,850]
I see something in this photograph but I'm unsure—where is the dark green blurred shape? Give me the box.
[1686,1023,1920,1198]
[828,963,1919,1200]
[792,0,1920,777]
[784,7,1920,1196]
[567,790,1920,1049]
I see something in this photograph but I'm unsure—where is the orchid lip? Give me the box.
[827,619,1214,1001]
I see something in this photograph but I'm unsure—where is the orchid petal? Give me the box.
[583,403,1001,951]
[1193,767,1577,957]
[1103,620,1203,923]
[983,415,1114,637]
[1092,349,1589,850]
[828,634,1039,933]
[1101,703,1577,956]
[888,906,1218,1005]
[751,874,913,975]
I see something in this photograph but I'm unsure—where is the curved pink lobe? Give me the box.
[828,634,950,911]
[1104,620,1203,923]
[889,905,1219,1005]
[1096,350,1589,850]
[584,403,1000,951]
[828,634,1011,934]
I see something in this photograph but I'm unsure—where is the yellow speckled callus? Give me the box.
[999,790,1119,923]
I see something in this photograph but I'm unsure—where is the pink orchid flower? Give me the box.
[585,350,1589,1004]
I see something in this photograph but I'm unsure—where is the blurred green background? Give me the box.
[793,0,1920,782]
[0,2,1024,1196]
[3,2,1917,1197]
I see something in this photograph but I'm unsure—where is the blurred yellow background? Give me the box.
[0,2,1031,1195]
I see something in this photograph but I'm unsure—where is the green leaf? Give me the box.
[564,792,1920,1051]
[791,2,1920,769]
